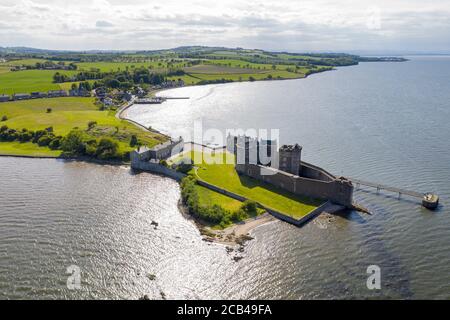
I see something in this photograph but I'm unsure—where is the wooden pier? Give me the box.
[159,96,190,100]
[349,178,439,209]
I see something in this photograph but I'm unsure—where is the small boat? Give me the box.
[422,193,439,210]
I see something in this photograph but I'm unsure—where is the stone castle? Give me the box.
[227,135,354,207]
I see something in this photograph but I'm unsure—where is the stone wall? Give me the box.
[130,153,329,228]
[130,156,186,181]
[131,138,184,162]
[236,163,353,207]
[196,179,327,227]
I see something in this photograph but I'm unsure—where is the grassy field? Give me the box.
[0,141,61,157]
[183,64,260,74]
[0,66,11,74]
[0,53,332,95]
[195,184,244,212]
[186,70,304,83]
[166,74,204,85]
[0,97,165,157]
[173,151,323,218]
[2,59,50,66]
[0,69,78,95]
[0,97,97,118]
[75,61,186,72]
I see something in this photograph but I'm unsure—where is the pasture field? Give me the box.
[0,69,78,95]
[205,59,294,71]
[0,97,97,119]
[183,64,261,74]
[0,58,49,67]
[187,70,304,82]
[0,141,62,157]
[75,61,187,72]
[0,66,10,74]
[166,74,202,85]
[0,97,165,156]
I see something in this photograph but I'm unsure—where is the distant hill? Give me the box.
[0,45,408,65]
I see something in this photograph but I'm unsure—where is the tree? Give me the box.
[87,121,97,130]
[61,130,86,154]
[95,138,119,159]
[241,200,258,215]
[130,134,138,147]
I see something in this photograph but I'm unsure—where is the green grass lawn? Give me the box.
[0,141,61,157]
[0,69,78,95]
[0,97,97,119]
[174,151,324,218]
[195,183,266,229]
[0,97,166,157]
[195,184,244,212]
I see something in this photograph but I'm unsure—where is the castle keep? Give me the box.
[228,135,354,207]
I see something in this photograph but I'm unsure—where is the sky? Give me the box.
[0,0,450,53]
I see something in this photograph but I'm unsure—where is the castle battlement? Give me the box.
[229,135,354,207]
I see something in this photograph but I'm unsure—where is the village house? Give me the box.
[13,93,31,100]
[69,88,90,97]
[135,86,146,98]
[123,91,133,101]
[11,66,26,72]
[30,92,48,99]
[115,91,133,102]
[94,87,106,99]
[0,94,10,102]
[102,97,114,107]
[47,90,68,98]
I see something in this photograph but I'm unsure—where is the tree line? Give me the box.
[181,175,259,228]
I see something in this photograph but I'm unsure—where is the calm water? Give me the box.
[1,56,450,299]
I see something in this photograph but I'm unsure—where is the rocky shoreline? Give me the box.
[177,199,275,247]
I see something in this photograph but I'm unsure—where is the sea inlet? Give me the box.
[1,56,450,299]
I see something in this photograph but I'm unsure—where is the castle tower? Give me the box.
[258,139,278,167]
[226,133,237,155]
[235,136,258,165]
[279,144,302,175]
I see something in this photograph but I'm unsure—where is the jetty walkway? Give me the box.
[349,178,424,198]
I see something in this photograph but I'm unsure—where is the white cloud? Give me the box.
[96,20,114,28]
[0,0,449,52]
